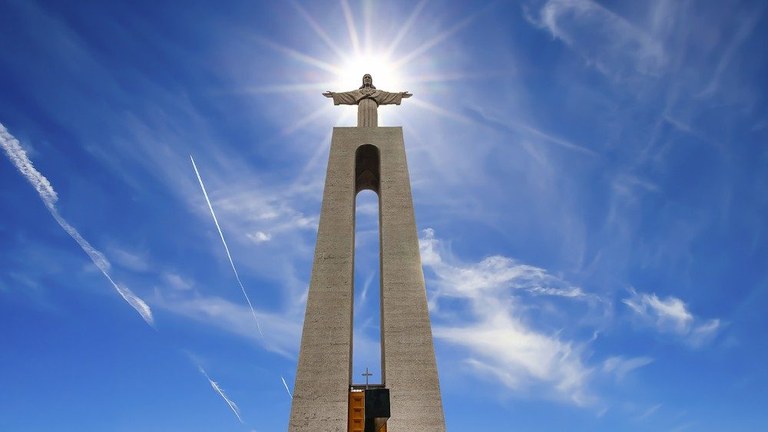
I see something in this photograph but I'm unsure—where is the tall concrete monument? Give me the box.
[289,74,446,431]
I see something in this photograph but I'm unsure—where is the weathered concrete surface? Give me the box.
[289,127,445,431]
[376,128,446,432]
[288,131,355,432]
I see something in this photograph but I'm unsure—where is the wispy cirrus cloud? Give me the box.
[1,123,153,326]
[420,228,596,304]
[623,287,721,347]
[196,365,244,423]
[420,228,610,406]
[162,272,193,291]
[109,247,151,273]
[525,0,666,79]
[435,309,595,405]
[698,3,765,98]
[156,293,301,358]
[602,355,654,382]
[636,403,662,421]
[212,188,319,242]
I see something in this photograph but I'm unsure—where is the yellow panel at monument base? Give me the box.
[348,390,365,432]
[348,389,388,432]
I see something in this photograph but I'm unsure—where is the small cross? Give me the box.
[362,367,373,389]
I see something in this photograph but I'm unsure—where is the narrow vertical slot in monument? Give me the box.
[351,143,385,432]
[289,74,446,432]
[352,158,382,387]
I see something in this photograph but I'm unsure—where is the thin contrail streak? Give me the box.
[1,123,154,326]
[189,155,264,338]
[281,376,293,399]
[198,366,244,423]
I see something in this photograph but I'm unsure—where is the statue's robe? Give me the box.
[330,88,406,127]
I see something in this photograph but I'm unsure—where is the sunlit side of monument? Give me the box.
[288,74,446,432]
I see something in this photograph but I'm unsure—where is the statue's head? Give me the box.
[360,74,375,89]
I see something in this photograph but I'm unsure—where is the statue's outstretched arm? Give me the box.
[324,90,359,105]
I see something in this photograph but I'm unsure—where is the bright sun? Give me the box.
[337,54,405,91]
[258,0,466,127]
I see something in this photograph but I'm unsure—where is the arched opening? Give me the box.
[353,144,382,385]
[355,144,380,194]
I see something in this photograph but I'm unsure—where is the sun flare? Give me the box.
[337,54,406,92]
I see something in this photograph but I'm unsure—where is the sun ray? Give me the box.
[511,121,597,156]
[384,0,430,58]
[247,1,492,140]
[408,98,477,125]
[406,70,511,85]
[289,0,347,61]
[334,108,357,127]
[340,0,362,57]
[336,54,406,91]
[392,5,492,70]
[293,130,334,187]
[256,37,342,75]
[237,82,337,95]
[280,104,336,136]
[363,0,373,53]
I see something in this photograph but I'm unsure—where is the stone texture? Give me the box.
[288,130,356,432]
[289,127,445,431]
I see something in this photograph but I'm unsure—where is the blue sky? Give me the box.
[1,0,767,430]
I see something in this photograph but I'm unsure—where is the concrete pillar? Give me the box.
[289,127,445,431]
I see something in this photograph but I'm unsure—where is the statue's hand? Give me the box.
[401,91,412,98]
[322,91,334,97]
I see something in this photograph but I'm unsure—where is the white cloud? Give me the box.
[156,293,301,358]
[1,123,153,326]
[689,318,722,347]
[0,125,58,206]
[699,4,763,98]
[435,310,594,405]
[163,272,193,291]
[247,231,272,244]
[420,228,605,405]
[526,0,666,79]
[110,247,151,272]
[420,228,595,302]
[622,288,720,346]
[602,355,654,381]
[213,190,319,236]
[196,365,243,423]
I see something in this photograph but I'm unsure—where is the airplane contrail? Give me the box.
[189,155,264,338]
[190,156,299,403]
[198,366,244,423]
[1,123,153,326]
[281,375,293,399]
[3,123,269,424]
